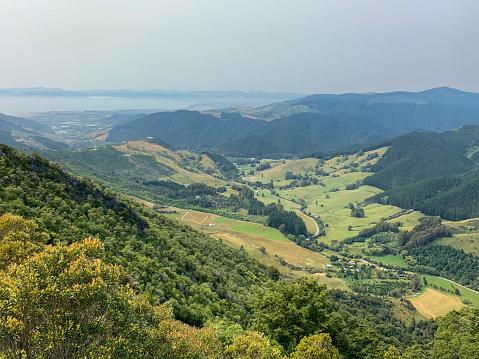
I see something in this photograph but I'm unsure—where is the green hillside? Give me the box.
[0,144,267,326]
[104,110,265,149]
[364,130,475,190]
[363,126,479,220]
[220,113,397,156]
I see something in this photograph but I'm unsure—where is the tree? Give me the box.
[0,233,222,358]
[431,307,479,359]
[224,332,282,359]
[267,266,281,281]
[290,333,339,359]
[383,346,402,359]
[251,278,330,353]
[0,213,49,271]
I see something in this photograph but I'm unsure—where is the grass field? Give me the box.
[213,217,236,223]
[262,226,291,242]
[181,211,215,224]
[367,254,407,267]
[231,222,263,236]
[409,288,464,318]
[423,275,479,308]
[175,209,331,276]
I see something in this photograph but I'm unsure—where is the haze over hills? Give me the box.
[93,87,479,157]
[227,87,479,131]
[0,87,305,113]
[0,113,68,150]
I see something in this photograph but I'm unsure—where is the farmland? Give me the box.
[80,143,479,319]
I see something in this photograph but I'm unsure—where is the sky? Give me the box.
[1,0,478,94]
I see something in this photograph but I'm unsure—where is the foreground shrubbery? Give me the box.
[0,214,475,358]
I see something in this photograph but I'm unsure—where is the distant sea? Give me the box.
[0,96,195,115]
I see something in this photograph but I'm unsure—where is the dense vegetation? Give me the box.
[364,131,475,191]
[0,144,267,326]
[368,171,479,220]
[202,151,238,178]
[0,219,223,358]
[0,217,437,359]
[267,209,307,237]
[2,143,479,357]
[406,244,479,288]
[364,126,479,220]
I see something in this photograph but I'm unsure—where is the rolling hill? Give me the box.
[92,87,479,157]
[40,138,236,203]
[229,87,479,134]
[102,110,265,149]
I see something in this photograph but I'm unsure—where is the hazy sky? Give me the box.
[1,0,478,94]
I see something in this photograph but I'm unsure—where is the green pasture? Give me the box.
[213,217,236,224]
[367,254,407,268]
[436,233,479,256]
[231,222,263,236]
[261,226,291,242]
[260,158,318,180]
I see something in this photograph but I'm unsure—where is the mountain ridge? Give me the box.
[91,87,479,157]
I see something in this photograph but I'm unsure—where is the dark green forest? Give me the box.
[363,126,479,220]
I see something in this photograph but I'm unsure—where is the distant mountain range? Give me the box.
[96,87,479,157]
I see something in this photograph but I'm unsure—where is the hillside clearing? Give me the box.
[409,288,463,318]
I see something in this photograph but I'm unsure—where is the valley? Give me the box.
[51,137,479,321]
[3,88,479,357]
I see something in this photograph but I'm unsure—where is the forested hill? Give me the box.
[94,87,479,157]
[218,113,397,157]
[0,144,267,326]
[364,125,479,220]
[228,87,479,133]
[100,110,397,157]
[103,110,265,149]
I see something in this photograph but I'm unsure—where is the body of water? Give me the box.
[0,96,195,115]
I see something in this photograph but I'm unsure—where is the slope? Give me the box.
[221,113,397,156]
[103,110,265,149]
[40,139,232,205]
[0,144,267,326]
[364,126,479,220]
[0,113,67,150]
[231,87,479,134]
